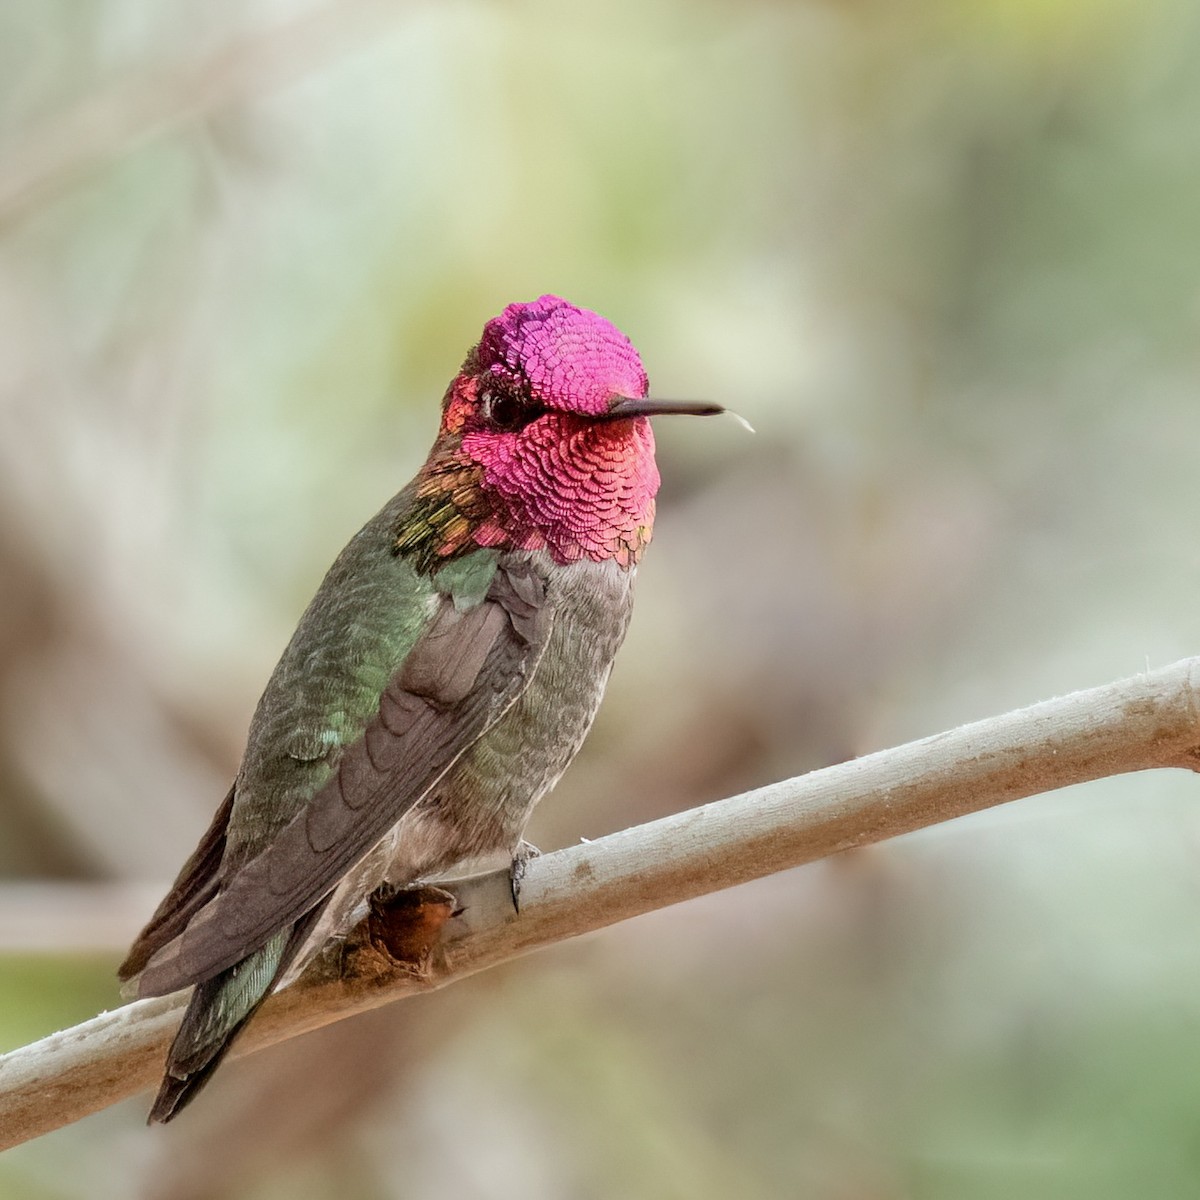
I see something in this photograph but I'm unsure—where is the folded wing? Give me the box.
[136,559,551,997]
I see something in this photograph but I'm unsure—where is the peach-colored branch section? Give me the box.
[3,658,1198,1148]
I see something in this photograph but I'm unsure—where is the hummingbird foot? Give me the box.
[364,883,459,975]
[509,840,542,914]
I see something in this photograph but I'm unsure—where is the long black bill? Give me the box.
[600,396,725,421]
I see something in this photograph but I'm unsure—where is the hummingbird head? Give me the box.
[399,295,721,571]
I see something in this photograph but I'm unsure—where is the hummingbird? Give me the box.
[120,295,722,1122]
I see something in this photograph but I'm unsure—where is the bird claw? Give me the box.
[509,840,541,914]
[365,883,459,972]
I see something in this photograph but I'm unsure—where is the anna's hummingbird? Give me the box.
[120,294,722,1122]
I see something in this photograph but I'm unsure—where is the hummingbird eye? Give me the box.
[480,384,538,432]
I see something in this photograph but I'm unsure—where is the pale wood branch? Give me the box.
[2,657,1199,1149]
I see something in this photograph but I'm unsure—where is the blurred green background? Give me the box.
[4,0,1200,1195]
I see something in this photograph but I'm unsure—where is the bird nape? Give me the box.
[120,294,723,1122]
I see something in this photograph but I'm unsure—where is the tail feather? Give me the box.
[148,932,288,1123]
[147,900,331,1123]
[149,989,261,1123]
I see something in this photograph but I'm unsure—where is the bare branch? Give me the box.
[2,657,1198,1148]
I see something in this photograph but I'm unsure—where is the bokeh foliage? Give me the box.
[3,0,1200,1195]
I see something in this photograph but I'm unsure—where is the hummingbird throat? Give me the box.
[393,419,659,573]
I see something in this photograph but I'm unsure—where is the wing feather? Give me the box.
[117,784,234,981]
[136,560,551,997]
